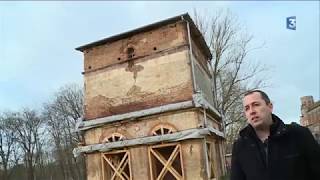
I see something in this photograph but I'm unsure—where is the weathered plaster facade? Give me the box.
[75,13,226,180]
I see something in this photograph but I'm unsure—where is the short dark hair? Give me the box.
[244,90,271,104]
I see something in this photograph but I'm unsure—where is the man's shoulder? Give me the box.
[286,122,308,132]
[286,122,313,138]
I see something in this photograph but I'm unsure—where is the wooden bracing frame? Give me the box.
[101,150,132,180]
[148,143,184,180]
[206,142,216,179]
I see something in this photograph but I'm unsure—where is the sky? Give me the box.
[0,1,319,124]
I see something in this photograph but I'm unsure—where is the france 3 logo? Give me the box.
[286,16,296,30]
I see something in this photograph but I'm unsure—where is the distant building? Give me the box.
[300,96,320,143]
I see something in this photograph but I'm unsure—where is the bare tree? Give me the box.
[0,83,85,180]
[0,112,17,180]
[42,83,86,180]
[42,106,68,180]
[6,109,43,180]
[192,9,269,152]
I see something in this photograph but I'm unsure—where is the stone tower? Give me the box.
[300,96,320,143]
[300,96,314,126]
[74,13,226,180]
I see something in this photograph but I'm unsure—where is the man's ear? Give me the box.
[268,102,273,111]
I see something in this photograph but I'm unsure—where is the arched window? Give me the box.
[127,47,135,59]
[102,133,126,143]
[150,124,177,136]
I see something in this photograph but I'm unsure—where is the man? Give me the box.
[231,90,320,180]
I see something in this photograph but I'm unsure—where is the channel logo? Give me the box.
[287,16,296,30]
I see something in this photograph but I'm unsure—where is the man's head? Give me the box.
[243,90,273,130]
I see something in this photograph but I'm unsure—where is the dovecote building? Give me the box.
[74,13,226,180]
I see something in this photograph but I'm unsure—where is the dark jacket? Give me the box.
[231,114,320,180]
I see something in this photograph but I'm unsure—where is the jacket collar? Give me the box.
[239,114,288,139]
